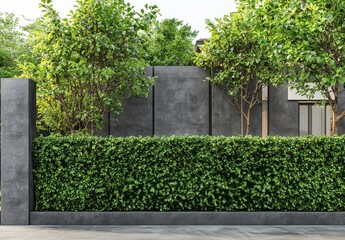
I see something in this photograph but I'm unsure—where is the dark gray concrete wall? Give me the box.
[211,86,241,136]
[338,85,345,135]
[102,66,263,137]
[110,96,153,137]
[111,67,153,137]
[97,67,345,137]
[250,99,262,136]
[269,85,299,136]
[211,86,262,137]
[1,78,36,225]
[154,66,209,136]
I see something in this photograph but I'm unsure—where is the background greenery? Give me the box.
[3,0,345,135]
[19,0,159,135]
[33,135,345,211]
[147,18,198,66]
[1,1,199,135]
[0,12,26,78]
[196,0,345,135]
[195,8,282,135]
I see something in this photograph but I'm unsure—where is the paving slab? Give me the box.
[1,226,345,240]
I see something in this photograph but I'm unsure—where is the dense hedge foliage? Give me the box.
[33,136,345,211]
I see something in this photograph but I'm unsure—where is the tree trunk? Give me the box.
[333,119,339,136]
[331,103,339,136]
[245,111,251,136]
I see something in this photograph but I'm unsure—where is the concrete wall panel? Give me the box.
[269,85,299,136]
[110,67,153,137]
[154,66,209,136]
[250,101,262,136]
[211,86,241,136]
[212,86,262,137]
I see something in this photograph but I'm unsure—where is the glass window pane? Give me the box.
[299,105,309,136]
[311,105,324,136]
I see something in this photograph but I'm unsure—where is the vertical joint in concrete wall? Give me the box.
[1,78,36,225]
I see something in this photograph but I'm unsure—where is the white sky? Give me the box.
[0,0,237,40]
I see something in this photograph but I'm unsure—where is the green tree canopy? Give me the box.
[147,18,198,66]
[195,6,282,135]
[249,0,345,135]
[20,0,159,135]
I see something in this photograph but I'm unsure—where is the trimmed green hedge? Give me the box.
[33,136,345,211]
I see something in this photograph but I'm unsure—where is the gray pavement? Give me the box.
[1,226,345,240]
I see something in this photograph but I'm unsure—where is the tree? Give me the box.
[253,0,345,135]
[20,0,159,135]
[0,12,26,78]
[147,18,198,66]
[195,7,281,135]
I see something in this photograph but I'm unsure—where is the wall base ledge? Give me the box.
[29,211,345,225]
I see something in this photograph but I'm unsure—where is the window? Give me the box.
[299,104,331,136]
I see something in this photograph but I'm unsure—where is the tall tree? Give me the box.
[0,12,26,78]
[147,18,198,66]
[252,0,345,135]
[20,0,159,135]
[195,7,281,135]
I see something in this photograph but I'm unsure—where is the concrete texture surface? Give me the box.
[111,67,154,137]
[29,212,345,225]
[1,225,345,240]
[250,96,262,136]
[211,85,241,136]
[269,85,299,136]
[92,67,345,137]
[154,66,209,136]
[1,79,36,225]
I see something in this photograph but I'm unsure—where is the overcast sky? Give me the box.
[0,0,237,39]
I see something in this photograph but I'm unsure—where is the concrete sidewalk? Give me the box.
[1,226,345,240]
